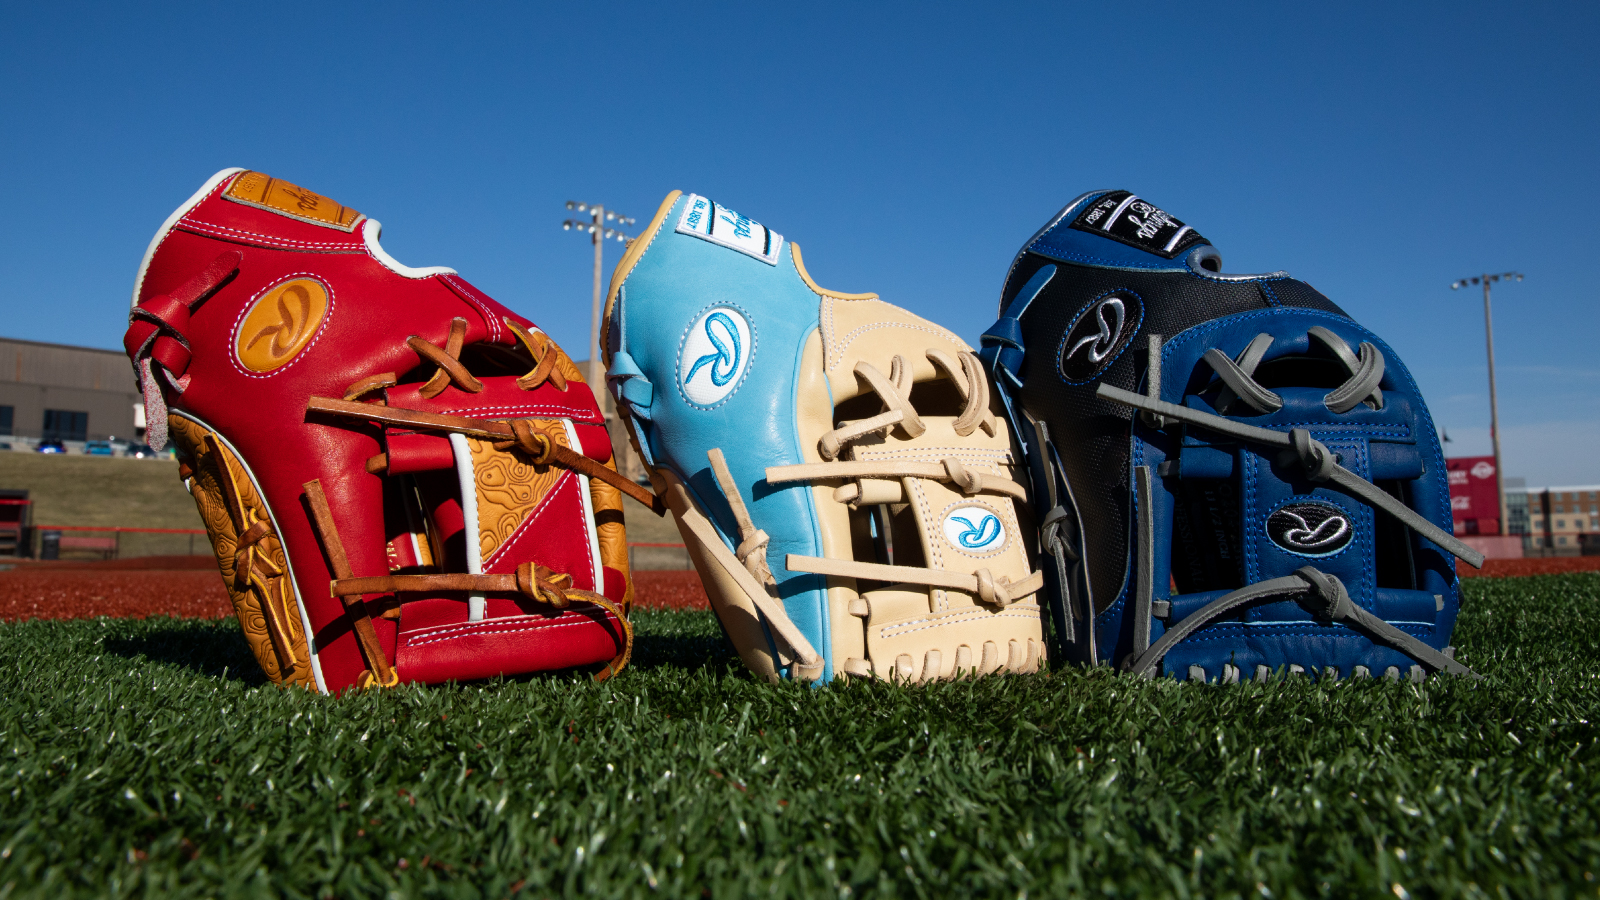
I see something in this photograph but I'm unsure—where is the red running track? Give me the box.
[2,555,1597,622]
[0,560,710,622]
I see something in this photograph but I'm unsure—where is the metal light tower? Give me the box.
[563,202,636,390]
[1450,271,1523,536]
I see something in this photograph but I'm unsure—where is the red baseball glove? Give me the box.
[125,169,657,692]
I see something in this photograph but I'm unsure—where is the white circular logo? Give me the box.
[1471,460,1495,479]
[677,306,753,407]
[942,504,1006,554]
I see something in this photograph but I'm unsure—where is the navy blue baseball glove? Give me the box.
[979,191,1483,682]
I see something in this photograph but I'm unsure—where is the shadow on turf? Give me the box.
[103,622,272,686]
[100,619,740,687]
[627,631,742,673]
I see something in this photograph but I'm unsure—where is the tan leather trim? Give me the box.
[223,171,363,231]
[790,242,878,300]
[589,454,633,610]
[659,471,780,682]
[601,190,682,366]
[169,415,314,688]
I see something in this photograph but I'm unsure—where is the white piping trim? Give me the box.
[174,410,328,694]
[132,168,245,308]
[563,420,606,592]
[362,219,457,279]
[449,433,486,620]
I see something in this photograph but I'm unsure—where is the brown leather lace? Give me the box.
[408,317,484,398]
[309,396,665,514]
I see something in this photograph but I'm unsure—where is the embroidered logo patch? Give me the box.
[1070,191,1206,259]
[678,306,754,407]
[236,277,330,373]
[942,504,1007,554]
[1267,502,1353,557]
[675,194,783,265]
[1057,290,1143,383]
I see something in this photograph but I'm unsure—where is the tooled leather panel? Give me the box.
[169,415,313,688]
[463,432,588,576]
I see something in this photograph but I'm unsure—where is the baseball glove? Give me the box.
[979,190,1483,682]
[604,192,1045,683]
[124,169,655,692]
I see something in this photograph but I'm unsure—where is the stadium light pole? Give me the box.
[1451,271,1522,537]
[563,202,636,391]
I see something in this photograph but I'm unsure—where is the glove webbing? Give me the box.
[307,396,665,516]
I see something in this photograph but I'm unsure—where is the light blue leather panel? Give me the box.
[608,195,833,679]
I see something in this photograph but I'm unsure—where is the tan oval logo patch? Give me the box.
[236,278,329,372]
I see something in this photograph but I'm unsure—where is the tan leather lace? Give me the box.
[722,348,1042,610]
[504,319,569,392]
[818,350,997,460]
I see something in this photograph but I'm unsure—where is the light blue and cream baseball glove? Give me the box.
[605,192,1045,683]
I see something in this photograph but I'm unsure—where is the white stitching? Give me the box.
[403,403,603,423]
[482,469,574,569]
[438,275,505,344]
[177,218,361,250]
[401,613,616,647]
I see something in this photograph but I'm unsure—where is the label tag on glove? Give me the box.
[1070,191,1206,259]
[675,195,783,265]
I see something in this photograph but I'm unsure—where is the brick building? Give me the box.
[1516,485,1600,555]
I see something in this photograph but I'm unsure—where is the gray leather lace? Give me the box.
[1098,328,1482,680]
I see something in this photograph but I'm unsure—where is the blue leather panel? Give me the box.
[609,195,833,679]
[1107,306,1459,677]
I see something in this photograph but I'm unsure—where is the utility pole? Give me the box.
[1451,271,1523,536]
[563,202,636,389]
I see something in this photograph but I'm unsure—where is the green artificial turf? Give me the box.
[0,576,1596,899]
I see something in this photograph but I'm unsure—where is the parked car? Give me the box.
[36,440,65,454]
[85,441,115,456]
[125,443,160,459]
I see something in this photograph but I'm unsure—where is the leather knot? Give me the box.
[1285,428,1338,481]
[231,519,274,588]
[975,568,1014,606]
[942,457,983,494]
[735,529,774,584]
[515,562,573,608]
[493,419,556,463]
[1039,506,1079,561]
[1294,566,1352,622]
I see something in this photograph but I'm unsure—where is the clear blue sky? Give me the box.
[3,2,1595,485]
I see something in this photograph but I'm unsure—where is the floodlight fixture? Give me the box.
[1449,270,1524,537]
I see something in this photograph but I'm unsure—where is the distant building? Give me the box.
[0,337,141,447]
[1516,485,1600,556]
